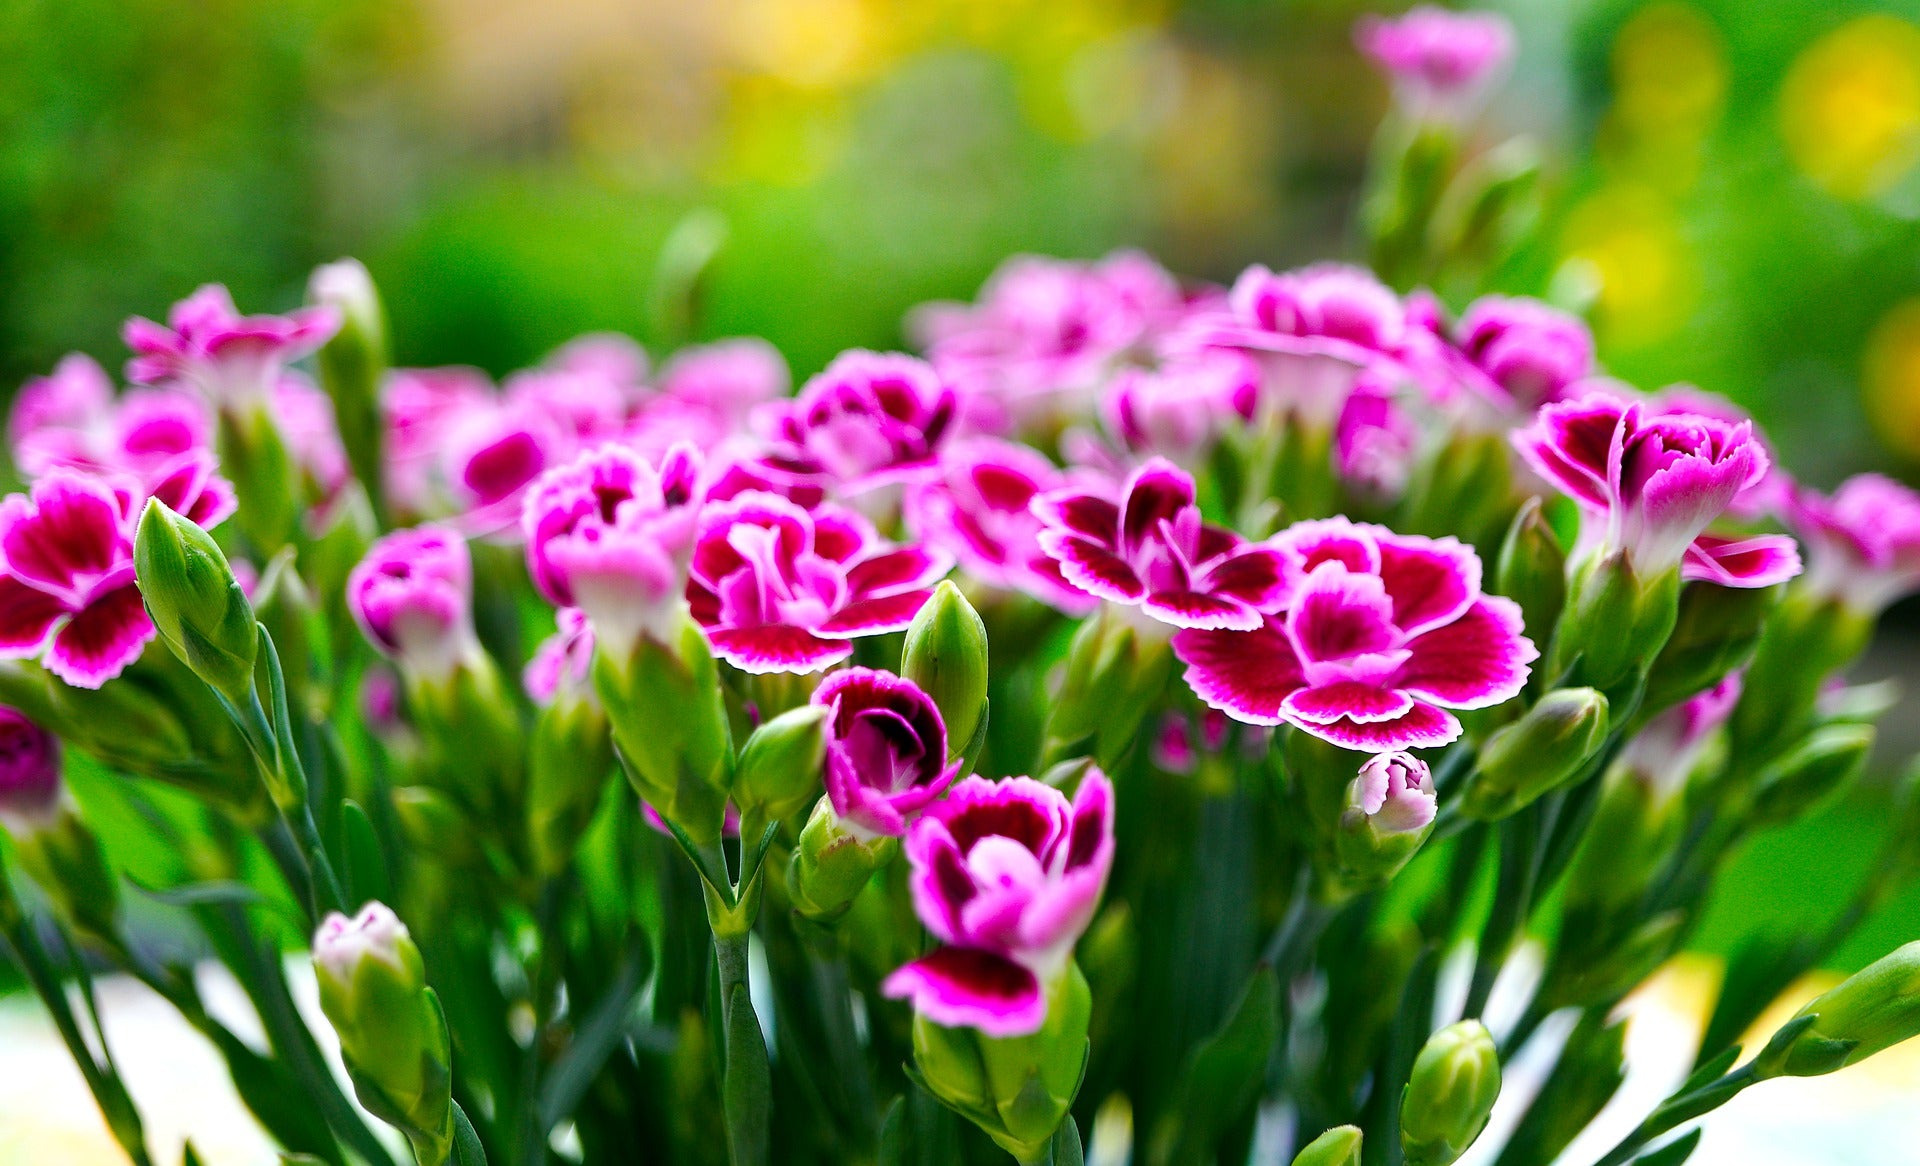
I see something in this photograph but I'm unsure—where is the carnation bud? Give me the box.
[593,611,732,844]
[1753,940,1920,1078]
[1400,1020,1500,1166]
[901,581,990,762]
[0,706,62,835]
[309,260,389,510]
[1463,687,1610,820]
[1292,1125,1363,1166]
[733,705,829,824]
[1748,722,1873,828]
[1333,751,1436,891]
[1042,607,1174,769]
[1639,581,1778,718]
[910,962,1092,1165]
[134,498,259,705]
[216,397,301,552]
[312,904,453,1164]
[525,694,616,879]
[0,712,119,942]
[787,795,896,923]
[1731,592,1874,769]
[1552,550,1680,700]
[1493,496,1566,645]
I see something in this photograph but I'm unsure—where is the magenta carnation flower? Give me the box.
[1334,374,1418,503]
[761,350,957,496]
[883,770,1115,1036]
[1453,295,1595,415]
[1356,5,1515,120]
[0,705,63,832]
[382,367,494,517]
[1032,458,1288,631]
[814,667,960,838]
[522,444,704,661]
[441,399,573,538]
[1514,391,1799,587]
[1788,474,1920,614]
[123,284,339,406]
[347,525,478,679]
[1618,673,1742,792]
[687,492,950,674]
[1100,353,1249,469]
[524,607,595,706]
[657,338,790,428]
[1173,518,1536,749]
[0,471,156,688]
[903,438,1095,615]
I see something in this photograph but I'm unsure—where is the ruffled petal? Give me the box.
[1038,530,1147,603]
[1682,533,1803,589]
[1375,532,1479,636]
[1172,619,1306,725]
[881,948,1046,1037]
[816,590,933,637]
[1281,681,1415,725]
[707,625,851,674]
[1141,589,1262,631]
[1287,701,1461,750]
[44,583,153,688]
[1393,596,1536,709]
[0,575,70,654]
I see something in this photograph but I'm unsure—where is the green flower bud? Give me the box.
[787,795,896,923]
[526,693,616,879]
[1042,607,1173,769]
[593,612,731,844]
[1552,551,1680,700]
[1748,722,1873,828]
[134,499,258,705]
[1494,496,1566,647]
[409,653,525,817]
[912,962,1091,1165]
[1463,687,1610,820]
[1639,582,1780,718]
[310,260,389,511]
[7,801,121,944]
[1753,940,1920,1078]
[1730,591,1873,768]
[215,399,300,552]
[1400,1020,1500,1166]
[1292,1125,1363,1166]
[901,581,990,762]
[733,704,829,823]
[313,904,453,1164]
[1330,752,1436,894]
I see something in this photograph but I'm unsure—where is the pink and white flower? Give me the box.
[883,770,1115,1036]
[1334,374,1419,503]
[1100,353,1250,468]
[1173,518,1536,749]
[687,492,950,674]
[1351,750,1437,836]
[1787,474,1920,614]
[0,471,156,688]
[347,526,478,679]
[441,399,572,538]
[1618,673,1742,794]
[903,438,1095,615]
[1514,391,1799,586]
[11,355,218,488]
[382,368,494,517]
[814,667,960,838]
[760,350,957,496]
[1356,5,1515,121]
[657,338,789,429]
[123,284,339,407]
[1032,458,1288,631]
[1452,295,1595,415]
[522,445,704,662]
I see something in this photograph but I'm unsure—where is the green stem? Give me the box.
[714,929,771,1166]
[1591,1066,1758,1166]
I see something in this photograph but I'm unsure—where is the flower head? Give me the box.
[1618,672,1742,794]
[687,492,950,673]
[522,444,704,661]
[1453,295,1595,415]
[1101,353,1249,468]
[1356,5,1515,121]
[1351,750,1437,836]
[1787,474,1920,614]
[0,706,62,832]
[658,338,789,428]
[1174,517,1536,749]
[124,284,339,406]
[1033,458,1288,630]
[903,438,1095,614]
[382,368,494,516]
[0,471,155,688]
[272,373,353,503]
[1515,391,1798,586]
[883,770,1115,1036]
[814,667,960,838]
[763,350,957,495]
[347,526,477,678]
[1334,374,1418,502]
[442,399,572,538]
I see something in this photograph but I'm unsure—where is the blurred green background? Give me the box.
[3,0,1920,967]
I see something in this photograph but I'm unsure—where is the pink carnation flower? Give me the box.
[545,332,649,391]
[522,444,704,662]
[657,338,789,429]
[1453,295,1595,416]
[11,356,219,494]
[1100,353,1250,469]
[347,526,478,679]
[687,492,950,674]
[1513,391,1800,587]
[272,373,353,504]
[1334,374,1418,503]
[0,705,62,832]
[441,399,572,539]
[883,770,1115,1036]
[903,438,1095,615]
[0,471,156,688]
[1787,474,1920,614]
[1618,672,1742,793]
[814,668,960,838]
[123,284,339,406]
[382,368,494,517]
[1356,5,1515,121]
[761,350,957,496]
[1032,458,1288,631]
[524,607,595,705]
[1173,517,1536,750]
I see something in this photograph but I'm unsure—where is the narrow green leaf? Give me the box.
[538,939,651,1128]
[452,1102,490,1166]
[723,982,772,1166]
[1148,966,1281,1166]
[1634,1128,1703,1166]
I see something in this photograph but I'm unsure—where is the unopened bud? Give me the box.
[594,611,732,844]
[1553,551,1680,699]
[788,796,896,923]
[0,713,119,942]
[1494,496,1565,644]
[1753,940,1920,1078]
[733,704,829,823]
[309,260,389,512]
[1292,1126,1363,1166]
[1749,722,1873,827]
[0,707,62,835]
[312,904,453,1164]
[1333,752,1436,890]
[134,499,259,704]
[901,581,990,761]
[1464,687,1610,820]
[1400,1020,1500,1166]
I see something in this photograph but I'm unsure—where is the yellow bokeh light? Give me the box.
[1560,183,1697,349]
[1597,4,1726,193]
[1865,297,1920,459]
[1779,14,1920,201]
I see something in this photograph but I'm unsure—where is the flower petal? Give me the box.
[1375,532,1479,635]
[1038,530,1147,603]
[1393,596,1535,709]
[44,583,153,688]
[1681,533,1803,589]
[881,948,1045,1037]
[1142,589,1263,630]
[1288,701,1461,750]
[1172,619,1306,725]
[707,625,851,674]
[0,575,69,655]
[816,590,934,637]
[1281,681,1415,725]
[1198,545,1290,611]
